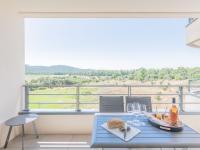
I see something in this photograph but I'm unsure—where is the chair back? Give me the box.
[99,96,124,112]
[125,96,152,112]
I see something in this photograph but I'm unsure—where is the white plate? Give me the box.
[101,123,141,142]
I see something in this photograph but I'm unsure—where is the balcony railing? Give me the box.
[22,84,200,114]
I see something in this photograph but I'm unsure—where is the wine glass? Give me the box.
[127,103,133,113]
[127,103,134,125]
[141,104,147,114]
[132,103,141,126]
[140,104,147,126]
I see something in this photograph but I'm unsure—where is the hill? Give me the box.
[25,65,85,74]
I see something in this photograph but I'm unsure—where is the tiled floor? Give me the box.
[2,134,198,150]
[4,134,94,150]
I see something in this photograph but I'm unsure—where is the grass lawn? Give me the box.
[27,78,189,111]
[29,87,99,110]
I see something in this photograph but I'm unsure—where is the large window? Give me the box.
[25,18,200,112]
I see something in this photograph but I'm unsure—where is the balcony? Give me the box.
[1,85,200,150]
[1,83,199,149]
[1,0,200,149]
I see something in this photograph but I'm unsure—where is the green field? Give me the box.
[26,73,192,111]
[28,83,184,111]
[29,87,99,110]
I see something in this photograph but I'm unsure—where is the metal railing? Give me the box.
[189,79,200,92]
[187,18,198,27]
[22,84,200,113]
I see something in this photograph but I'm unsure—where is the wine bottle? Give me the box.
[169,98,178,125]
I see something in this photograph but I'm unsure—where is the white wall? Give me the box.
[181,115,200,133]
[0,0,24,147]
[25,115,94,134]
[18,0,200,15]
[0,0,25,124]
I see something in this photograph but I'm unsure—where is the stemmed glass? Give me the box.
[127,103,134,125]
[141,104,147,115]
[127,103,134,113]
[140,104,147,126]
[132,103,141,126]
[127,103,145,126]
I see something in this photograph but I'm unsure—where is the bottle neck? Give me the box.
[172,98,176,104]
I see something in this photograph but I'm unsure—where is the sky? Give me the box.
[25,18,200,70]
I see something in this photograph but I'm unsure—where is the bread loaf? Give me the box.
[107,118,124,129]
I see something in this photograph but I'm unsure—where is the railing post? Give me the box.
[76,86,81,112]
[128,86,131,96]
[179,86,184,112]
[188,80,191,93]
[130,86,132,96]
[128,86,130,96]
[127,86,132,96]
[24,86,29,111]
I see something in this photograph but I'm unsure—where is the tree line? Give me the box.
[26,67,200,87]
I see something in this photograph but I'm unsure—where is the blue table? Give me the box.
[91,113,200,149]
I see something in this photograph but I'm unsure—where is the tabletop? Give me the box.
[91,113,200,148]
[5,114,38,126]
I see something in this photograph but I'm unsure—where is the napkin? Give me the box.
[101,123,141,142]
